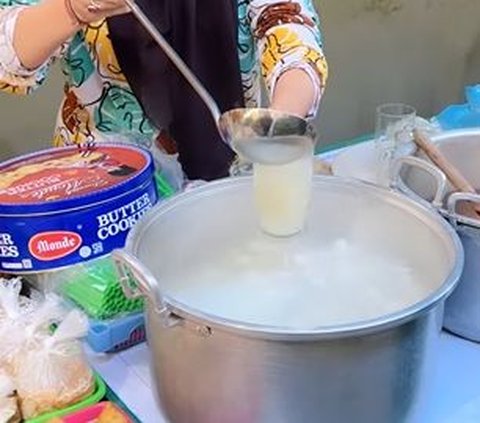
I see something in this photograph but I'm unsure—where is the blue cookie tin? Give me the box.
[0,143,157,272]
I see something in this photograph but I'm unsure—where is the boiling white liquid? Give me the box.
[254,151,313,237]
[169,238,425,329]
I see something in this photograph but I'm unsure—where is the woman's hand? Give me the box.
[68,0,129,24]
[13,0,129,71]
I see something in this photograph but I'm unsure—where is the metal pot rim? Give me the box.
[126,176,464,341]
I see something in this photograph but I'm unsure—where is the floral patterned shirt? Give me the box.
[0,0,328,187]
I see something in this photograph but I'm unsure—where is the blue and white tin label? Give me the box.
[0,144,157,272]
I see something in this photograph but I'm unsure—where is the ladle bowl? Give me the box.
[219,108,316,164]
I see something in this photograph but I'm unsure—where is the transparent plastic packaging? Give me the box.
[16,310,94,419]
[0,370,20,423]
[0,279,39,375]
[0,280,95,420]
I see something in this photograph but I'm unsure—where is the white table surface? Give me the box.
[88,146,480,423]
[88,333,480,423]
[87,343,166,422]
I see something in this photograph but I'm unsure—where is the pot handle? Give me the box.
[390,156,448,209]
[111,249,166,315]
[447,192,480,228]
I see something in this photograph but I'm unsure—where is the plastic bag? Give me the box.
[151,148,185,193]
[0,371,20,423]
[0,278,39,374]
[25,294,65,334]
[0,278,65,377]
[16,309,95,419]
[434,84,480,130]
[0,278,37,319]
[0,372,14,399]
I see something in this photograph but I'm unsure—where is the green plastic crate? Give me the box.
[25,374,106,423]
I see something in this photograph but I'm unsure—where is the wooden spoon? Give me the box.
[412,129,480,218]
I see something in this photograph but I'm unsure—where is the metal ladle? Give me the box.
[124,0,315,165]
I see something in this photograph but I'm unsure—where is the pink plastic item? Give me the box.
[57,401,132,422]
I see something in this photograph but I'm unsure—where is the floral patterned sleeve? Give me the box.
[248,0,328,116]
[0,3,61,94]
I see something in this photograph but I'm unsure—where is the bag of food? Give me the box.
[0,279,65,378]
[0,278,39,375]
[22,293,65,337]
[0,277,37,319]
[16,310,95,419]
[0,371,20,423]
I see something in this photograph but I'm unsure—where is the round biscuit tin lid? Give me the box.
[0,143,154,215]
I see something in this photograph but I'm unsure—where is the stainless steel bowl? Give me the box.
[392,128,480,342]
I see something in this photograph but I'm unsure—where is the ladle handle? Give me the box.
[124,0,221,123]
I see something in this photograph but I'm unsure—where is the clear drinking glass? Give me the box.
[253,143,314,237]
[375,103,416,187]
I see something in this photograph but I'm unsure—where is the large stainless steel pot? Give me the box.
[113,176,462,423]
[392,128,480,342]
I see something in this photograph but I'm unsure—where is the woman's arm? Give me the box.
[13,0,80,70]
[0,5,53,94]
[14,0,128,70]
[0,0,127,94]
[248,0,328,118]
[270,68,316,117]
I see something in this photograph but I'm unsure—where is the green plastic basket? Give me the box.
[25,374,106,423]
